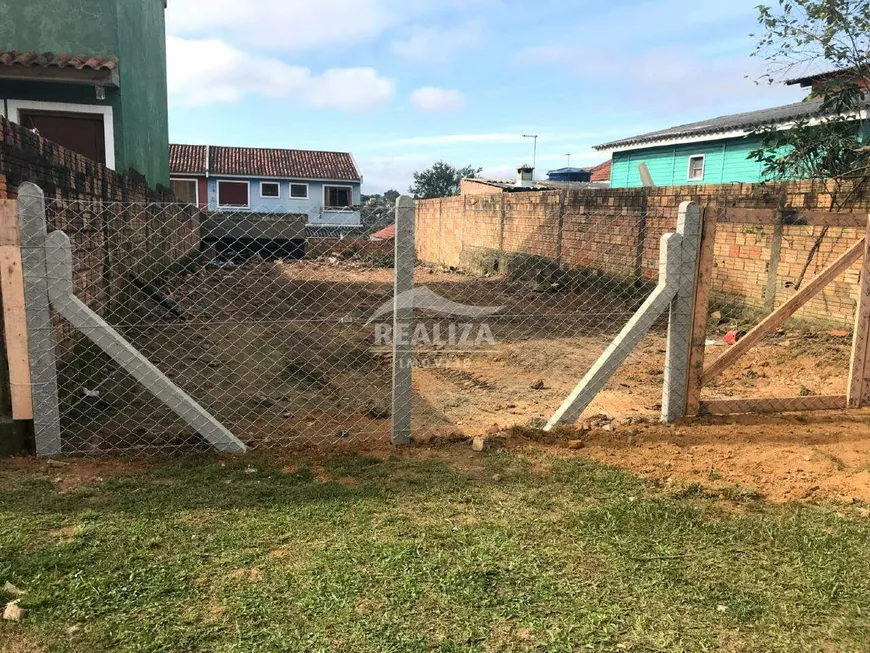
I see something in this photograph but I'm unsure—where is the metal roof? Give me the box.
[592,98,862,151]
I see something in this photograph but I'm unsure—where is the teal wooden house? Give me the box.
[595,95,865,189]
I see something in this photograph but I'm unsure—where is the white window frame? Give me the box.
[289,182,309,200]
[323,184,354,210]
[687,154,706,181]
[4,99,115,169]
[216,179,250,209]
[259,181,281,199]
[170,178,199,205]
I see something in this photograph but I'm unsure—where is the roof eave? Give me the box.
[0,65,119,88]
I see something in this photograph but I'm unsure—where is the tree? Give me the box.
[409,161,482,199]
[749,0,870,287]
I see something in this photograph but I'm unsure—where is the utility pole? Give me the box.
[522,134,538,180]
[564,153,572,168]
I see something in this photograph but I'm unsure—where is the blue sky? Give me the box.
[166,0,807,193]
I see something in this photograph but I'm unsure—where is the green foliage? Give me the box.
[409,161,482,199]
[750,0,870,190]
[2,452,870,651]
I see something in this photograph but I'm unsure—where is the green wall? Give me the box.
[609,136,767,188]
[0,0,169,188]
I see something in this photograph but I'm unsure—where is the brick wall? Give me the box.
[416,180,870,325]
[0,116,200,358]
[0,116,171,204]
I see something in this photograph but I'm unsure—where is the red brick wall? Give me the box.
[0,116,201,359]
[416,181,870,325]
[0,116,170,204]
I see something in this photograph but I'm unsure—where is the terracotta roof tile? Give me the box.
[588,160,611,182]
[169,144,207,175]
[169,144,361,181]
[0,50,118,71]
[370,224,395,240]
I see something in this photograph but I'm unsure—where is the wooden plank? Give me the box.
[546,232,682,430]
[685,207,718,416]
[701,236,866,386]
[718,207,867,228]
[847,215,870,408]
[700,395,847,415]
[662,202,702,422]
[0,245,32,420]
[0,201,20,246]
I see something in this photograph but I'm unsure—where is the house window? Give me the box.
[290,183,308,199]
[324,185,353,209]
[260,181,280,198]
[217,180,250,208]
[687,155,705,181]
[170,178,198,204]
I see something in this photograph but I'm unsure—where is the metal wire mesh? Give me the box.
[20,190,865,455]
[408,198,680,438]
[36,198,397,454]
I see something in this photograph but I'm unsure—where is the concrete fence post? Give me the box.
[17,183,62,456]
[391,196,415,445]
[661,201,702,422]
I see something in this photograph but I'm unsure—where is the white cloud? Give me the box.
[409,87,466,113]
[167,37,394,110]
[166,0,399,52]
[393,133,521,146]
[166,0,499,54]
[391,23,482,62]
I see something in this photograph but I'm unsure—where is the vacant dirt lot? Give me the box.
[59,258,862,471]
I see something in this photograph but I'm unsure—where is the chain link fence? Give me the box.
[32,197,397,454]
[14,188,867,455]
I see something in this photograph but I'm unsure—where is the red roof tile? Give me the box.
[0,50,118,71]
[370,224,395,240]
[169,144,361,181]
[589,160,611,182]
[169,144,207,175]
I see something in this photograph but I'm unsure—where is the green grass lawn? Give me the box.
[1,449,869,652]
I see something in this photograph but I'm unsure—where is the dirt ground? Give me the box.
[57,255,865,494]
[12,407,870,505]
[573,410,870,504]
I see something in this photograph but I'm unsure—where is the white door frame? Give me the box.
[4,99,115,170]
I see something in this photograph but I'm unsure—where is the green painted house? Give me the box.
[595,97,865,189]
[0,0,170,189]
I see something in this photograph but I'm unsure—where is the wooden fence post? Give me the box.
[847,215,870,408]
[391,196,415,445]
[685,207,718,416]
[661,202,702,422]
[0,200,32,420]
[17,183,62,456]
